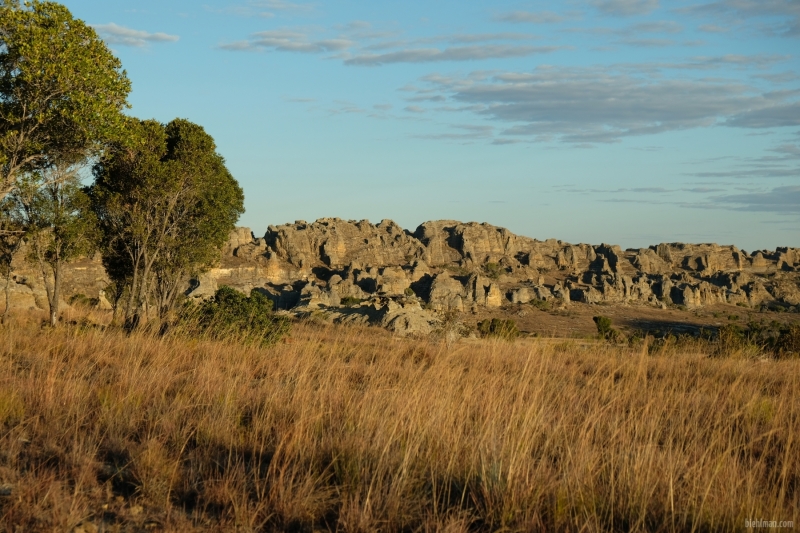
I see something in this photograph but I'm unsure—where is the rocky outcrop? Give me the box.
[209,220,800,320]
[4,218,799,331]
[263,218,423,269]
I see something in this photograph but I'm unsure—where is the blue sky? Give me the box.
[65,0,799,250]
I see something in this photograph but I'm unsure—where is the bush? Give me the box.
[593,315,624,343]
[404,287,415,297]
[712,324,751,357]
[483,262,503,280]
[776,324,800,359]
[477,318,519,340]
[530,299,550,311]
[435,310,472,346]
[178,287,290,346]
[340,296,364,307]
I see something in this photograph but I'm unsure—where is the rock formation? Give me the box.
[3,217,799,335]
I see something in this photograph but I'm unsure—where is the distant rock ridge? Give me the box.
[200,218,800,334]
[4,217,799,335]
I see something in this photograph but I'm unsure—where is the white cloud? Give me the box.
[710,186,800,213]
[413,66,800,143]
[93,23,179,47]
[495,11,568,24]
[591,0,660,16]
[345,45,563,66]
[679,0,800,37]
[221,25,561,65]
[220,30,353,52]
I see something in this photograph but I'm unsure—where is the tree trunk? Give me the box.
[35,242,55,323]
[125,257,140,324]
[50,260,62,328]
[2,269,10,325]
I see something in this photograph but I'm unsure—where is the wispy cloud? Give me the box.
[591,0,660,17]
[220,30,352,52]
[678,0,800,37]
[494,11,571,24]
[698,23,730,33]
[725,101,800,128]
[709,186,800,213]
[220,24,560,65]
[345,45,562,66]
[92,23,179,47]
[415,124,494,141]
[220,0,314,18]
[409,65,800,143]
[686,142,800,180]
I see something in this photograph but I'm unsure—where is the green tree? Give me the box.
[9,163,98,326]
[91,118,244,327]
[0,0,130,200]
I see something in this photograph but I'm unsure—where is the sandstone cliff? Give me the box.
[203,218,800,334]
[4,217,799,335]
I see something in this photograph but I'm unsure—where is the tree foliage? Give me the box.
[8,164,98,326]
[91,118,244,325]
[0,0,130,200]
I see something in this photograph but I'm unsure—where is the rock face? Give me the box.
[5,217,800,332]
[218,219,800,314]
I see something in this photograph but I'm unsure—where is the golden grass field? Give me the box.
[0,312,798,532]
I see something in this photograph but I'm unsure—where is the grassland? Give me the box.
[0,312,798,532]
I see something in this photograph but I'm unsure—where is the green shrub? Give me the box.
[404,287,415,297]
[713,324,749,357]
[593,315,624,343]
[444,265,471,277]
[483,262,503,280]
[178,287,290,346]
[477,318,519,340]
[776,324,800,359]
[728,315,739,321]
[530,299,550,311]
[593,315,612,337]
[340,296,364,307]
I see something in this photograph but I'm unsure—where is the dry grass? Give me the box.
[0,312,798,532]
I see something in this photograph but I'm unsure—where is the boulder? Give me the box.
[428,273,465,312]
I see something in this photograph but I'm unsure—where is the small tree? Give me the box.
[91,118,244,327]
[10,165,98,326]
[0,1,130,200]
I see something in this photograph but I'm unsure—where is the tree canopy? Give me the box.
[91,118,244,325]
[0,0,130,200]
[9,165,98,326]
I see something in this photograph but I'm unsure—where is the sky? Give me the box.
[63,0,799,251]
